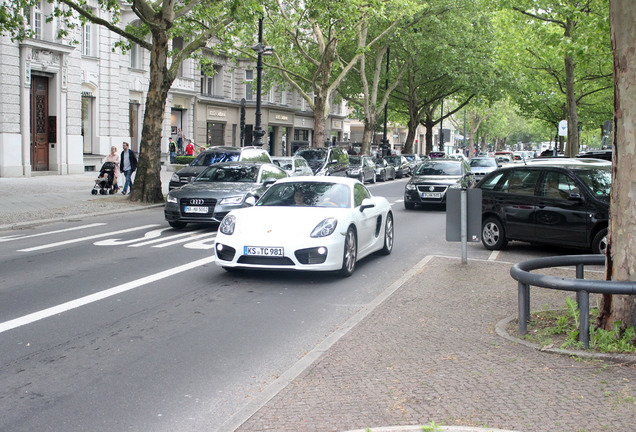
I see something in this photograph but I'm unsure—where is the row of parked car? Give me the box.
[402,155,611,256]
[164,145,410,229]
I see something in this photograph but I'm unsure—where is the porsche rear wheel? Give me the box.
[339,227,357,277]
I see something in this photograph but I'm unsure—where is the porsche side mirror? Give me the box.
[360,198,376,212]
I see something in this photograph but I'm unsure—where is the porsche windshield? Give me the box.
[196,165,259,183]
[257,182,351,208]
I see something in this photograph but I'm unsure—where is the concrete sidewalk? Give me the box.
[225,256,635,432]
[0,167,171,230]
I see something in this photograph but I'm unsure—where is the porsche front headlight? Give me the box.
[219,215,236,235]
[311,218,338,238]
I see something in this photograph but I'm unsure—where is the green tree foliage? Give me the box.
[256,0,412,148]
[496,0,613,156]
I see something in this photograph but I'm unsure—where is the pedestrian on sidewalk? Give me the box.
[120,142,138,195]
[185,139,194,156]
[104,145,121,192]
[177,128,184,155]
[169,138,177,163]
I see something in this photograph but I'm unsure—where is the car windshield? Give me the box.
[415,161,462,176]
[575,167,612,197]
[403,155,416,161]
[384,156,401,164]
[191,151,239,166]
[257,182,351,208]
[470,158,498,168]
[196,165,259,183]
[296,149,327,162]
[349,156,362,166]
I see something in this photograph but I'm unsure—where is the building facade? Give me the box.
[0,3,349,178]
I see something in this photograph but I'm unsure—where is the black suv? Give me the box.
[476,158,611,254]
[295,146,350,176]
[169,146,271,190]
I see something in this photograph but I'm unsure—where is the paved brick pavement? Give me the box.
[230,256,635,432]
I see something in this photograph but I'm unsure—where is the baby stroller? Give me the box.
[92,161,118,195]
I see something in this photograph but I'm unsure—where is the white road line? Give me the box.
[129,230,209,247]
[151,232,217,248]
[94,227,173,246]
[0,256,216,334]
[18,225,160,252]
[488,250,500,261]
[0,223,107,243]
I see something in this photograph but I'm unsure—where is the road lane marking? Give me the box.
[17,225,160,252]
[0,223,107,243]
[488,250,500,261]
[94,227,173,246]
[151,232,216,248]
[0,256,216,334]
[129,230,211,247]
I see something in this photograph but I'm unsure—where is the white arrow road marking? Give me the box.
[18,225,160,252]
[94,227,173,246]
[0,256,216,334]
[129,230,211,248]
[183,234,218,250]
[151,232,216,249]
[0,223,107,243]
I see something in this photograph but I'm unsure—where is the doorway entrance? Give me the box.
[30,76,49,171]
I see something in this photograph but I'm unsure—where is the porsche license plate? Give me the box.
[244,246,284,256]
[184,206,209,214]
[422,192,442,199]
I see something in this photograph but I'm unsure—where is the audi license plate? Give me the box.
[422,192,442,199]
[184,206,208,214]
[244,246,284,256]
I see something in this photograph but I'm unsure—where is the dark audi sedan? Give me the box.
[476,158,611,254]
[404,159,474,209]
[164,162,288,228]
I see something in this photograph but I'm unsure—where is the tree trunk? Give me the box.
[361,112,376,155]
[599,0,636,331]
[129,31,172,203]
[313,93,328,147]
[424,112,435,154]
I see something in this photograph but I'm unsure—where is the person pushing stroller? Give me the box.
[92,146,120,195]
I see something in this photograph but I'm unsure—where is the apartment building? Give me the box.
[0,3,348,178]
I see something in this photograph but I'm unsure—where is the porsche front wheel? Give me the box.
[339,227,357,277]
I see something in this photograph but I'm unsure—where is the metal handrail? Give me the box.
[510,254,636,349]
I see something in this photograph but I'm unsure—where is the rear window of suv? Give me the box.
[191,151,240,166]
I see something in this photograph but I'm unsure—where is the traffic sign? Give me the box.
[558,120,568,136]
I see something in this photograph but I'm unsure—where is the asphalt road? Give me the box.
[0,178,564,432]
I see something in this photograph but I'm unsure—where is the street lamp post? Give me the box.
[438,99,444,152]
[251,17,272,148]
[381,46,390,156]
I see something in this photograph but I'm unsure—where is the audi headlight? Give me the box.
[166,194,178,204]
[406,183,417,191]
[311,218,338,238]
[219,215,236,235]
[219,195,244,205]
[171,173,179,182]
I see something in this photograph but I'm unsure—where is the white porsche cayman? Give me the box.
[214,177,394,277]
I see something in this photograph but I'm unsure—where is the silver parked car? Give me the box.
[469,157,500,182]
[272,156,314,176]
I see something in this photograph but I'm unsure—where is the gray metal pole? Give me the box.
[461,188,467,264]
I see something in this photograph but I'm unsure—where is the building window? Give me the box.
[25,1,43,40]
[281,90,287,105]
[201,65,222,97]
[81,21,93,56]
[207,121,225,146]
[173,37,184,77]
[81,94,94,154]
[130,43,143,69]
[245,70,253,101]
